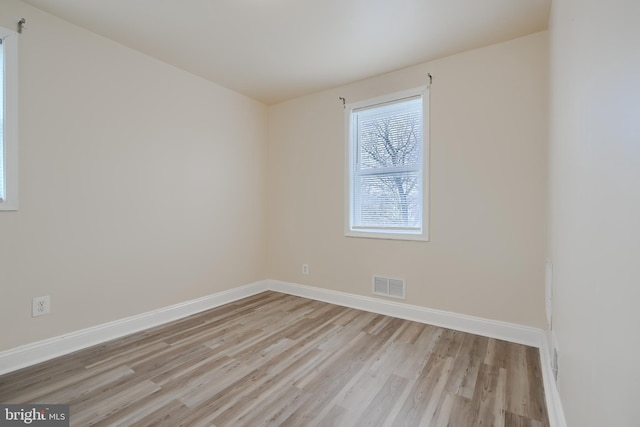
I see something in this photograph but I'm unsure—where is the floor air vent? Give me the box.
[372,275,406,300]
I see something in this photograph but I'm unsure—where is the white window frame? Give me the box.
[345,86,429,241]
[0,24,18,211]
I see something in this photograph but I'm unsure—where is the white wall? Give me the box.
[268,32,548,328]
[0,0,267,351]
[549,0,640,425]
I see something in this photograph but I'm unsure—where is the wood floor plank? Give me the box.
[0,291,550,426]
[126,399,191,427]
[389,353,454,427]
[432,392,456,427]
[446,333,489,399]
[506,343,532,419]
[526,346,549,424]
[472,363,503,427]
[71,379,161,426]
[356,374,408,426]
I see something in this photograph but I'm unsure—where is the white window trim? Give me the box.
[344,86,430,242]
[0,25,18,211]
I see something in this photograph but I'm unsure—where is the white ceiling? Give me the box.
[21,0,550,105]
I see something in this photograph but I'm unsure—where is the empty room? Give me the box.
[0,0,638,426]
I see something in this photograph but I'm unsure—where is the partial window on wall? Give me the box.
[0,24,18,211]
[345,87,429,241]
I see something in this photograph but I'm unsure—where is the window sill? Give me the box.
[344,229,429,242]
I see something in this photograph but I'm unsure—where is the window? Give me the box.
[346,87,429,241]
[0,25,18,211]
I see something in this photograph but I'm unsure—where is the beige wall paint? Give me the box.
[0,0,267,351]
[267,32,548,328]
[0,1,549,356]
[549,0,640,425]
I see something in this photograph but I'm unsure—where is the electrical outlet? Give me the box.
[302,263,309,275]
[32,296,51,317]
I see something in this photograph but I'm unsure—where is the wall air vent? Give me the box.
[372,275,406,300]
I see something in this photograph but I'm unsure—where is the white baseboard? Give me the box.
[0,278,565,427]
[0,280,269,376]
[540,332,567,427]
[268,279,542,347]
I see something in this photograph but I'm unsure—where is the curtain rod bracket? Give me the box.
[17,18,26,34]
[339,97,346,109]
[428,73,432,85]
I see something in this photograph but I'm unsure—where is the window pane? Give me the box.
[0,39,4,201]
[0,28,18,210]
[355,171,421,228]
[355,97,422,171]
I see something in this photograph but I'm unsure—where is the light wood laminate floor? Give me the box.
[0,291,549,426]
